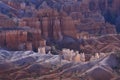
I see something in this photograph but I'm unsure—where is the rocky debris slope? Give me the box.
[80,34,120,54]
[0,49,119,80]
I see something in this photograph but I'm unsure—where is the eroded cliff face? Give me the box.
[0,0,119,51]
[0,29,43,51]
[0,49,119,80]
[79,34,120,54]
[0,1,120,80]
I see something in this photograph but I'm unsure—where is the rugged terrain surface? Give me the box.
[0,34,120,80]
[80,34,120,53]
[0,0,119,51]
[0,1,120,80]
[0,49,119,80]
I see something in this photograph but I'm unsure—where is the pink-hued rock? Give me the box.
[80,34,120,53]
[0,50,119,80]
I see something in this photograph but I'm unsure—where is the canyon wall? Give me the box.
[0,0,119,51]
[0,29,44,51]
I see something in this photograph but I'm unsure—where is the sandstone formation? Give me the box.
[0,49,119,80]
[80,34,120,54]
[0,0,120,80]
[0,29,45,51]
[0,0,119,51]
[0,14,16,28]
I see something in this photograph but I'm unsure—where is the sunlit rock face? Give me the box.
[0,49,119,80]
[0,29,44,51]
[0,0,118,51]
[0,1,120,80]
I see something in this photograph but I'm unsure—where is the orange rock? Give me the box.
[41,17,49,38]
[61,17,77,38]
[53,17,62,40]
[39,39,46,47]
[25,42,33,50]
[0,32,6,47]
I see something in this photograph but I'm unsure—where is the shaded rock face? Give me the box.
[116,16,120,33]
[88,0,120,33]
[0,49,119,80]
[0,13,16,27]
[87,67,114,80]
[0,0,118,51]
[0,1,119,80]
[58,34,120,54]
[0,0,117,32]
[40,16,77,40]
[80,34,120,54]
[58,36,80,50]
[0,0,119,57]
